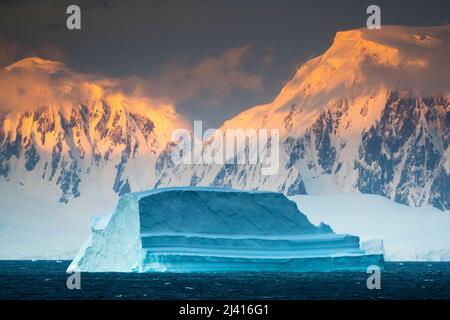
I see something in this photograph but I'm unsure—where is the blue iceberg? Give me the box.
[68,188,384,273]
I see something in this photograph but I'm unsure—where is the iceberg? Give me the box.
[68,187,384,273]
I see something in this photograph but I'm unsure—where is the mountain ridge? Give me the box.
[0,25,448,210]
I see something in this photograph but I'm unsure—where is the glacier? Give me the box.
[68,187,384,273]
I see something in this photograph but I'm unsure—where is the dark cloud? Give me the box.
[0,36,18,66]
[136,45,263,105]
[0,35,65,68]
[0,0,26,6]
[262,47,274,66]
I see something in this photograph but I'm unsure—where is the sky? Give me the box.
[0,0,449,128]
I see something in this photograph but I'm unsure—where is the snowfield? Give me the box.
[0,183,113,260]
[291,194,450,261]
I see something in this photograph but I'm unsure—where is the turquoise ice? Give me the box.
[68,188,384,272]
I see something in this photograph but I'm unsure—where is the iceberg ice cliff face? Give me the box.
[68,194,142,272]
[68,188,384,273]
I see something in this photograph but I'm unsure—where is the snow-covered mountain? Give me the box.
[0,57,189,205]
[155,25,450,210]
[0,26,448,211]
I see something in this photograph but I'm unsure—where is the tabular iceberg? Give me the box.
[68,188,384,273]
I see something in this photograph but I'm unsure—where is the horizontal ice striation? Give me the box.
[68,187,384,273]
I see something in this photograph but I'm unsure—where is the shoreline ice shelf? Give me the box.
[68,188,384,272]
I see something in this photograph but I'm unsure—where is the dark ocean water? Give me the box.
[0,261,449,300]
